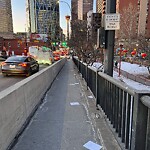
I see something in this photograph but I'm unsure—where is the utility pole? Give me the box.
[104,0,117,76]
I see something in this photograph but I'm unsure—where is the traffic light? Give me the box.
[92,13,102,31]
[102,0,106,14]
[62,41,67,47]
[52,42,56,46]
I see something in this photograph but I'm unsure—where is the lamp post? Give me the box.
[58,1,71,12]
[104,0,117,76]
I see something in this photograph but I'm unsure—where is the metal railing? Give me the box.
[73,57,150,150]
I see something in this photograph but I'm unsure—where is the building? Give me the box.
[87,10,93,38]
[78,0,93,20]
[71,0,78,40]
[137,0,150,38]
[117,0,150,39]
[96,0,103,13]
[26,0,60,41]
[71,0,78,21]
[0,0,13,38]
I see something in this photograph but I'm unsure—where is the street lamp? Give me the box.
[58,0,71,12]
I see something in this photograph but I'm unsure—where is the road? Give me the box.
[0,65,47,92]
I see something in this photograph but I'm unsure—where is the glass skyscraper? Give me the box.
[26,0,60,41]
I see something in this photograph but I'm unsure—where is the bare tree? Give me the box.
[68,20,102,65]
[137,34,148,53]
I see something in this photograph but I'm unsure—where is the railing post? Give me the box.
[86,64,88,90]
[78,59,79,71]
[146,109,150,150]
[80,61,83,78]
[141,95,150,150]
[131,93,150,150]
[96,69,99,106]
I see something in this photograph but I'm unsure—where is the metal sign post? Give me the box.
[103,0,118,76]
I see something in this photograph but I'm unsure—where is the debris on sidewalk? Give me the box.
[69,82,79,85]
[70,102,80,106]
[88,95,94,99]
[83,141,102,150]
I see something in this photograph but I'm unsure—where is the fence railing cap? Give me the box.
[141,95,150,109]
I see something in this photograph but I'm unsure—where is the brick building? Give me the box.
[117,0,150,39]
[0,38,49,56]
[78,0,93,20]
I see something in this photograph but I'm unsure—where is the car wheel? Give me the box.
[2,73,8,77]
[36,65,39,72]
[26,68,32,77]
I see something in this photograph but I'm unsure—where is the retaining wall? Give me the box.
[0,58,66,150]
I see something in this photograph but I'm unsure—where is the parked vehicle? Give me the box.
[1,55,39,77]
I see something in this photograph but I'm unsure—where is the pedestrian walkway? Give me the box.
[11,59,121,150]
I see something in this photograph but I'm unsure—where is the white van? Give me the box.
[28,46,54,65]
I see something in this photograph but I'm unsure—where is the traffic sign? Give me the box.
[104,13,120,30]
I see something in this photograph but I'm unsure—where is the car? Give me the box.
[54,55,60,61]
[0,56,7,66]
[53,51,60,61]
[1,55,39,77]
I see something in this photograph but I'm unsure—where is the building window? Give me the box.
[8,42,11,47]
[17,42,20,47]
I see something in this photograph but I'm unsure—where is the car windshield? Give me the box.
[6,56,26,62]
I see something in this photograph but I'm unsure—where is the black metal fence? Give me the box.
[73,57,150,150]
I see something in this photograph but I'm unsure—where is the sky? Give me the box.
[11,0,71,33]
[11,0,96,34]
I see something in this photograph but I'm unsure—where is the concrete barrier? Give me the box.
[0,58,66,150]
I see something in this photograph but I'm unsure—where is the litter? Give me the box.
[83,141,102,150]
[70,102,80,106]
[88,96,93,99]
[69,83,79,85]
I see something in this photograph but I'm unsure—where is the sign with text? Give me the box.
[104,14,120,30]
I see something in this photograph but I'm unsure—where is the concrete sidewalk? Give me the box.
[11,59,121,150]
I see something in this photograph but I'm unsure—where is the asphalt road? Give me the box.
[0,65,47,92]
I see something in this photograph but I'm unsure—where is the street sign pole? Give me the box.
[104,0,117,76]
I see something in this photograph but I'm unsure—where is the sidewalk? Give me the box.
[11,59,121,150]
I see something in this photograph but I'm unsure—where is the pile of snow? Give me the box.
[113,71,150,91]
[121,62,149,75]
[92,61,150,91]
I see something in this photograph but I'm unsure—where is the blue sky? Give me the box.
[11,0,71,33]
[11,0,95,33]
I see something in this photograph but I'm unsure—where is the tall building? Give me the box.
[117,0,150,39]
[71,0,78,21]
[78,0,93,20]
[71,0,78,39]
[137,0,150,38]
[0,0,13,37]
[96,0,103,13]
[26,0,60,41]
